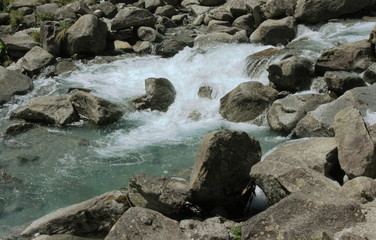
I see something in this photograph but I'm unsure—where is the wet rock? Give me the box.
[341,177,376,204]
[250,16,297,46]
[137,26,163,42]
[180,217,231,240]
[51,61,79,77]
[133,41,152,54]
[207,8,234,22]
[114,40,132,51]
[189,130,261,214]
[264,0,297,19]
[17,155,39,165]
[98,1,117,19]
[111,8,157,30]
[315,40,375,76]
[333,106,376,178]
[363,63,376,84]
[268,55,314,92]
[245,48,285,77]
[219,81,278,123]
[155,5,178,18]
[65,14,108,56]
[197,85,214,99]
[105,207,189,240]
[155,39,188,57]
[194,30,249,46]
[68,91,123,126]
[4,122,35,137]
[21,191,130,237]
[15,46,55,74]
[207,21,239,35]
[267,93,333,134]
[11,96,79,126]
[324,71,366,96]
[0,169,23,186]
[0,66,33,105]
[250,137,341,205]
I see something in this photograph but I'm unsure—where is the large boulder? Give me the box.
[105,207,189,240]
[219,81,279,123]
[65,14,108,56]
[0,66,33,105]
[68,91,123,126]
[189,130,261,215]
[268,55,314,92]
[15,46,55,74]
[11,96,79,126]
[264,0,298,19]
[267,93,333,134]
[111,8,157,30]
[250,137,341,205]
[250,16,297,46]
[341,177,376,204]
[21,191,130,237]
[0,30,40,59]
[333,106,376,179]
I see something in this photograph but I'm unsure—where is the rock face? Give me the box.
[333,106,376,179]
[242,189,365,239]
[250,137,340,205]
[324,71,366,96]
[21,191,130,237]
[65,14,108,56]
[267,93,333,134]
[0,66,33,105]
[111,8,157,30]
[10,96,79,126]
[105,207,189,240]
[189,130,261,214]
[341,177,376,204]
[16,46,55,74]
[268,56,314,92]
[68,91,123,126]
[250,16,297,46]
[219,81,279,123]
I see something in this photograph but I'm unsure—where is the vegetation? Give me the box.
[55,21,72,45]
[31,31,41,43]
[36,12,54,25]
[0,0,14,12]
[0,40,11,67]
[229,226,242,240]
[9,10,24,29]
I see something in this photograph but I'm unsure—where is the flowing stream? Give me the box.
[0,19,375,237]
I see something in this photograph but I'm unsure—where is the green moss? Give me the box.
[230,226,242,240]
[31,30,41,43]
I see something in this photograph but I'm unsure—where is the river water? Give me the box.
[0,19,375,237]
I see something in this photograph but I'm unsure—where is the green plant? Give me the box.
[0,0,15,12]
[9,10,24,29]
[0,39,10,67]
[230,226,242,240]
[31,31,41,43]
[54,21,72,46]
[37,12,54,25]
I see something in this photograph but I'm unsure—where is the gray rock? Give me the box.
[4,122,35,137]
[65,1,94,16]
[246,48,285,77]
[51,61,79,77]
[180,217,231,240]
[10,0,41,8]
[0,66,33,105]
[264,0,298,19]
[207,8,234,22]
[246,0,267,27]
[341,176,376,204]
[16,46,55,74]
[32,234,95,240]
[198,0,225,6]
[111,8,157,30]
[137,26,163,42]
[267,93,333,134]
[0,30,40,58]
[189,4,213,16]
[133,41,152,54]
[35,3,60,16]
[155,39,188,57]
[363,63,376,85]
[98,1,118,19]
[144,0,164,12]
[232,14,256,35]
[250,16,297,46]
[105,207,189,240]
[21,191,130,237]
[189,130,261,213]
[155,5,178,18]
[198,85,214,99]
[222,0,248,18]
[0,12,10,25]
[324,71,366,96]
[54,5,77,21]
[194,30,249,46]
[219,81,279,123]
[207,22,240,35]
[40,21,63,56]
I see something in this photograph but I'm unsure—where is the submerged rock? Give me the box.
[4,122,35,137]
[363,63,376,85]
[0,66,33,105]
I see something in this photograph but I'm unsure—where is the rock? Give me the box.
[315,40,375,76]
[155,5,178,18]
[242,188,365,239]
[194,30,249,46]
[0,31,40,59]
[35,3,60,16]
[189,4,213,16]
[105,207,189,240]
[65,14,108,56]
[341,177,376,204]
[180,217,231,240]
[222,0,248,18]
[0,66,33,105]
[250,16,297,46]
[264,0,298,19]
[197,85,214,99]
[114,40,132,51]
[54,5,77,21]
[246,0,267,27]
[133,41,152,54]
[40,21,64,56]
[132,77,176,112]
[15,46,55,74]
[111,8,157,30]
[0,12,10,25]
[10,0,41,8]
[144,0,164,12]
[51,61,79,77]
[4,122,35,137]
[21,191,130,237]
[333,106,376,178]
[324,71,366,96]
[198,0,225,6]
[363,63,376,85]
[155,39,187,57]
[267,93,333,134]
[268,55,314,92]
[207,22,240,35]
[207,8,234,22]
[171,14,188,24]
[219,81,279,123]
[137,26,163,42]
[246,48,285,77]
[98,1,118,19]
[250,137,341,205]
[293,85,376,138]
[65,1,94,16]
[232,14,256,35]
[68,91,123,126]
[32,234,95,240]
[189,130,261,214]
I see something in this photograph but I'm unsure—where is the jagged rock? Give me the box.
[250,137,341,205]
[15,46,55,74]
[324,71,366,96]
[54,5,77,21]
[333,106,376,178]
[171,14,188,24]
[198,0,225,6]
[137,26,163,42]
[155,5,178,18]
[268,55,314,92]
[98,1,117,19]
[232,14,256,35]
[4,122,35,137]
[65,14,108,56]
[189,130,261,214]
[180,217,231,240]
[207,21,240,35]
[155,39,188,57]
[250,16,297,46]
[65,1,94,16]
[0,66,33,105]
[264,0,298,19]
[315,40,375,76]
[111,8,157,30]
[189,4,213,16]
[267,93,333,134]
[363,63,376,84]
[21,191,130,237]
[341,177,376,204]
[219,81,279,123]
[105,207,189,240]
[68,91,123,126]
[133,41,152,54]
[246,0,267,27]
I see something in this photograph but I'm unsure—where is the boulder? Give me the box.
[315,40,375,76]
[32,234,95,240]
[51,61,79,77]
[222,0,248,18]
[105,207,189,240]
[111,8,157,30]
[155,39,188,57]
[207,8,234,22]
[0,66,33,105]
[98,1,117,19]
[189,130,261,214]
[264,0,298,19]
[341,177,376,204]
[137,26,163,42]
[155,5,178,18]
[4,122,35,137]
[35,3,60,16]
[194,30,249,46]
[0,13,10,25]
[293,85,376,138]
[246,48,285,77]
[333,106,376,178]
[65,14,108,56]
[133,41,152,54]
[144,0,164,12]
[10,0,42,8]
[363,63,376,85]
[207,21,240,35]
[65,1,94,16]
[198,0,225,6]
[189,4,213,16]
[267,93,333,134]
[250,16,297,46]
[40,21,64,56]
[68,91,123,126]
[250,137,341,205]
[15,46,55,74]
[54,5,77,21]
[232,14,256,35]
[219,81,279,123]
[268,55,314,92]
[21,191,129,237]
[246,0,267,27]
[242,188,365,239]
[324,71,366,96]
[0,30,40,59]
[180,217,231,240]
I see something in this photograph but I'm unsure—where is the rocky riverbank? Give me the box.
[1,0,376,239]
